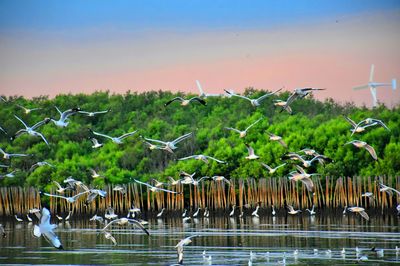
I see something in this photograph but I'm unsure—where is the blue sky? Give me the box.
[0,0,399,32]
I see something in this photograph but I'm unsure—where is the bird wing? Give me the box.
[54,106,63,115]
[230,93,252,102]
[165,97,184,106]
[285,91,299,106]
[371,119,390,131]
[53,181,63,190]
[256,87,283,102]
[189,97,207,105]
[363,144,377,160]
[277,139,287,148]
[246,144,255,155]
[60,108,80,121]
[43,192,68,200]
[300,177,315,193]
[134,179,153,189]
[225,127,242,134]
[177,155,196,161]
[261,163,272,171]
[36,132,49,145]
[0,126,7,134]
[43,229,63,249]
[118,130,138,140]
[204,155,226,164]
[156,187,181,194]
[14,115,28,129]
[91,130,113,140]
[359,210,369,221]
[196,80,204,95]
[172,132,193,144]
[31,118,51,130]
[245,118,262,131]
[287,205,295,212]
[127,218,150,235]
[343,116,357,127]
[295,165,306,174]
[143,137,167,145]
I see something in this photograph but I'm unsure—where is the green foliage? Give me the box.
[0,90,399,190]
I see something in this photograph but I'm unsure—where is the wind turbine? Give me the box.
[353,64,396,107]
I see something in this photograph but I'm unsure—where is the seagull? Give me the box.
[273,99,292,114]
[167,176,181,186]
[266,132,287,148]
[63,176,89,191]
[287,205,302,215]
[89,168,103,179]
[11,115,50,145]
[345,140,377,160]
[284,87,326,107]
[361,192,374,199]
[134,179,181,194]
[142,140,164,151]
[245,144,259,160]
[17,104,42,114]
[371,247,384,258]
[41,190,90,204]
[78,109,110,117]
[103,230,117,246]
[178,154,226,164]
[63,210,71,221]
[175,235,199,265]
[51,106,80,127]
[105,206,118,220]
[15,215,23,222]
[182,209,187,218]
[261,162,286,174]
[204,207,209,218]
[252,205,260,217]
[225,118,263,138]
[90,138,103,149]
[26,214,33,222]
[306,205,316,215]
[211,175,231,185]
[287,165,317,194]
[282,153,332,168]
[102,217,150,235]
[165,96,206,106]
[127,205,141,218]
[29,208,41,219]
[196,80,221,98]
[0,224,5,238]
[229,205,236,217]
[90,214,104,224]
[343,206,347,215]
[113,185,127,195]
[90,129,138,144]
[85,189,107,204]
[379,183,400,196]
[344,116,379,136]
[0,170,18,179]
[353,117,390,134]
[224,88,282,107]
[143,132,193,153]
[0,164,9,168]
[52,180,72,194]
[348,206,369,220]
[157,208,165,218]
[151,178,167,187]
[29,161,55,172]
[33,207,63,249]
[181,174,209,186]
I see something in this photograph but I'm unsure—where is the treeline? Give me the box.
[0,89,399,191]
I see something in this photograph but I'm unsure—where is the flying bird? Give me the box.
[347,206,369,221]
[11,115,51,145]
[90,138,103,149]
[51,106,81,127]
[17,104,42,114]
[29,161,55,172]
[175,235,200,265]
[266,132,287,148]
[78,109,110,117]
[284,87,326,107]
[260,162,286,174]
[0,125,7,135]
[0,148,30,160]
[41,190,90,204]
[165,96,206,106]
[287,205,302,215]
[345,140,377,160]
[225,118,262,138]
[134,179,181,194]
[90,129,138,144]
[211,175,231,185]
[288,165,317,194]
[224,88,282,107]
[33,207,63,249]
[178,154,226,164]
[273,99,292,114]
[143,132,193,153]
[102,218,150,236]
[196,80,221,98]
[245,144,259,160]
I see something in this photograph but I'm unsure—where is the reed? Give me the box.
[0,176,399,216]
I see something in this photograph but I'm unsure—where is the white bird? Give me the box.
[353,117,390,133]
[144,132,193,153]
[11,115,50,145]
[261,162,286,174]
[347,206,369,220]
[52,180,71,194]
[151,178,167,188]
[379,183,400,196]
[211,175,231,185]
[63,176,89,191]
[157,208,165,218]
[55,214,63,221]
[167,176,181,186]
[273,99,292,114]
[165,96,206,106]
[29,161,55,172]
[90,138,103,149]
[272,205,276,216]
[17,104,42,114]
[175,235,199,265]
[0,148,31,160]
[178,154,226,164]
[134,179,181,194]
[361,192,374,198]
[193,207,201,217]
[230,205,236,217]
[182,209,187,218]
[127,205,141,218]
[266,132,287,148]
[64,210,72,221]
[252,205,260,217]
[224,88,282,107]
[33,207,63,249]
[89,168,103,179]
[102,218,150,235]
[225,118,263,138]
[204,207,209,218]
[105,206,118,220]
[15,215,23,222]
[341,248,346,256]
[284,87,325,108]
[245,144,259,160]
[344,116,380,136]
[51,106,80,127]
[371,247,384,257]
[282,153,332,168]
[345,140,377,160]
[306,205,316,215]
[287,165,317,194]
[90,129,138,144]
[113,185,127,195]
[90,214,104,224]
[41,190,90,204]
[0,170,18,179]
[78,109,110,117]
[287,205,302,215]
[343,206,347,215]
[180,172,209,186]
[26,214,33,222]
[85,189,107,204]
[103,230,117,246]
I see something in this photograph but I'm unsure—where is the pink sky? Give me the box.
[0,11,399,107]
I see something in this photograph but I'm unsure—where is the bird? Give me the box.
[89,168,103,179]
[16,104,42,114]
[361,192,374,199]
[306,205,316,215]
[345,140,377,160]
[204,207,209,218]
[11,115,50,145]
[167,176,181,186]
[287,205,302,215]
[105,206,118,220]
[371,247,384,258]
[0,170,18,179]
[85,189,107,205]
[282,153,332,168]
[90,214,104,224]
[379,182,400,196]
[193,207,201,218]
[284,87,326,108]
[157,208,165,218]
[344,116,380,136]
[224,88,282,107]
[33,207,63,249]
[151,178,167,187]
[266,132,287,148]
[211,176,231,185]
[260,162,286,174]
[52,180,72,194]
[26,214,33,222]
[252,205,260,217]
[245,144,259,160]
[175,235,199,265]
[287,165,317,194]
[273,99,292,114]
[41,190,90,204]
[143,132,193,153]
[113,185,127,195]
[165,96,206,106]
[348,206,369,220]
[101,218,150,236]
[229,205,236,217]
[78,109,110,117]
[0,224,5,238]
[64,210,72,221]
[343,206,347,215]
[29,161,55,172]
[353,117,390,134]
[127,205,141,218]
[178,154,226,164]
[182,209,187,218]
[51,106,80,127]
[63,176,89,191]
[225,118,263,138]
[90,138,103,149]
[180,172,209,186]
[134,179,181,194]
[15,215,23,222]
[103,230,117,246]
[272,206,276,216]
[90,129,138,144]
[142,140,164,151]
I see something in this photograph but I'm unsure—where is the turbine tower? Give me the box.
[353,64,396,107]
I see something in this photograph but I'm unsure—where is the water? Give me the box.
[0,212,399,265]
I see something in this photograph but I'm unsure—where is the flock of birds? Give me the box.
[0,82,399,264]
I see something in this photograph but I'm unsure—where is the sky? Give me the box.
[0,0,399,107]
